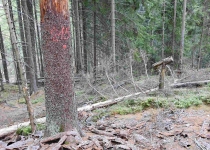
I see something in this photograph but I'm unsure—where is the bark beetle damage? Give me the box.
[41,0,77,136]
[40,0,69,22]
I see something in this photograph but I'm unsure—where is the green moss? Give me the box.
[18,98,26,104]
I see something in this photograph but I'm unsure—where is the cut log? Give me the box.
[170,80,210,88]
[152,56,173,69]
[0,88,158,137]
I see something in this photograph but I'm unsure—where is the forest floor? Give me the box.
[0,69,210,149]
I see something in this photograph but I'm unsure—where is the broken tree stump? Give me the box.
[152,56,173,89]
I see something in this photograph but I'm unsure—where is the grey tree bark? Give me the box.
[179,0,187,71]
[21,0,38,93]
[0,26,9,83]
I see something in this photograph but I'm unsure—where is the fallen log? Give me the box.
[170,80,210,88]
[0,88,158,137]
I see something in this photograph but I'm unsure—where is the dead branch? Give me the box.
[152,56,173,69]
[170,80,210,88]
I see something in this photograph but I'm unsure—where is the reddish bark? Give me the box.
[40,0,78,137]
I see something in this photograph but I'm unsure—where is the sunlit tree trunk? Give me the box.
[179,0,187,71]
[40,0,78,137]
[0,26,9,83]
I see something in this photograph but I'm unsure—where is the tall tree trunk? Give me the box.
[33,0,44,77]
[7,0,21,84]
[74,0,82,73]
[172,0,177,60]
[3,0,36,132]
[21,0,38,93]
[82,2,87,73]
[197,0,207,70]
[26,0,38,81]
[111,0,116,72]
[0,26,9,83]
[179,0,187,71]
[40,0,79,137]
[16,0,30,81]
[162,0,165,59]
[93,0,97,79]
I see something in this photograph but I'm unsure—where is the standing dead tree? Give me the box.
[152,56,173,89]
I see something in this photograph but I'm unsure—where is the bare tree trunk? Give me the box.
[179,0,187,71]
[197,0,207,70]
[0,26,9,83]
[40,0,79,137]
[0,68,4,91]
[93,0,97,80]
[33,0,44,77]
[16,0,30,81]
[162,0,165,59]
[3,0,35,133]
[26,0,38,81]
[21,0,38,93]
[172,0,177,61]
[82,2,87,73]
[74,0,82,73]
[111,0,116,72]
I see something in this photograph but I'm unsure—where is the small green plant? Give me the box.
[200,95,210,104]
[141,98,155,109]
[16,126,32,136]
[75,90,84,96]
[32,95,45,104]
[173,97,202,108]
[36,123,46,131]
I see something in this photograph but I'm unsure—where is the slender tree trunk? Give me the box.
[197,19,205,70]
[197,0,207,70]
[7,0,21,84]
[26,0,38,81]
[82,2,87,73]
[74,0,82,73]
[40,0,79,137]
[0,26,9,83]
[3,0,35,133]
[111,0,116,72]
[33,0,44,77]
[93,0,97,80]
[0,68,4,91]
[172,0,177,60]
[21,0,38,93]
[162,0,165,59]
[179,0,187,71]
[16,0,30,81]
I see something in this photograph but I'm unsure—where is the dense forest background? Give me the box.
[0,0,209,90]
